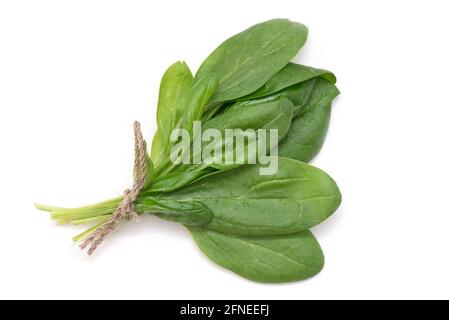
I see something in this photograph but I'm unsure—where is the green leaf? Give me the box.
[241,63,335,101]
[183,73,219,135]
[189,228,324,283]
[201,103,226,122]
[279,78,340,161]
[280,79,318,116]
[228,73,335,118]
[203,96,292,135]
[151,61,193,171]
[226,78,317,117]
[197,19,308,102]
[151,158,341,235]
[203,96,293,169]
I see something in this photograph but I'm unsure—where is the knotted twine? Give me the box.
[80,121,147,255]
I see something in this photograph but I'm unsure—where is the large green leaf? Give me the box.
[197,19,308,103]
[151,61,193,171]
[139,158,341,235]
[189,228,324,283]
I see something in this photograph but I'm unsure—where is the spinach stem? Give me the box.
[35,197,122,224]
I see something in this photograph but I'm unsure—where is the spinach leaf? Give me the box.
[203,96,293,169]
[151,61,193,172]
[279,79,318,116]
[183,74,219,135]
[203,96,292,135]
[279,78,340,161]
[241,63,335,101]
[201,103,226,122]
[189,228,324,283]
[228,72,335,119]
[226,78,317,118]
[197,19,308,103]
[140,158,341,235]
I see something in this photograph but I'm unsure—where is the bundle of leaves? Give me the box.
[37,19,341,283]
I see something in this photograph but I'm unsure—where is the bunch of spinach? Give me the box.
[37,19,341,283]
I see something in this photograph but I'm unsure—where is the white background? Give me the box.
[1,0,448,299]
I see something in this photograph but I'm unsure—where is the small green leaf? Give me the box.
[151,61,193,172]
[279,78,340,161]
[241,63,335,101]
[184,74,219,135]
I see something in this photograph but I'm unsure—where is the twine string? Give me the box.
[80,121,147,255]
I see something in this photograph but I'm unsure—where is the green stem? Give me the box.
[35,196,122,224]
[37,195,212,243]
